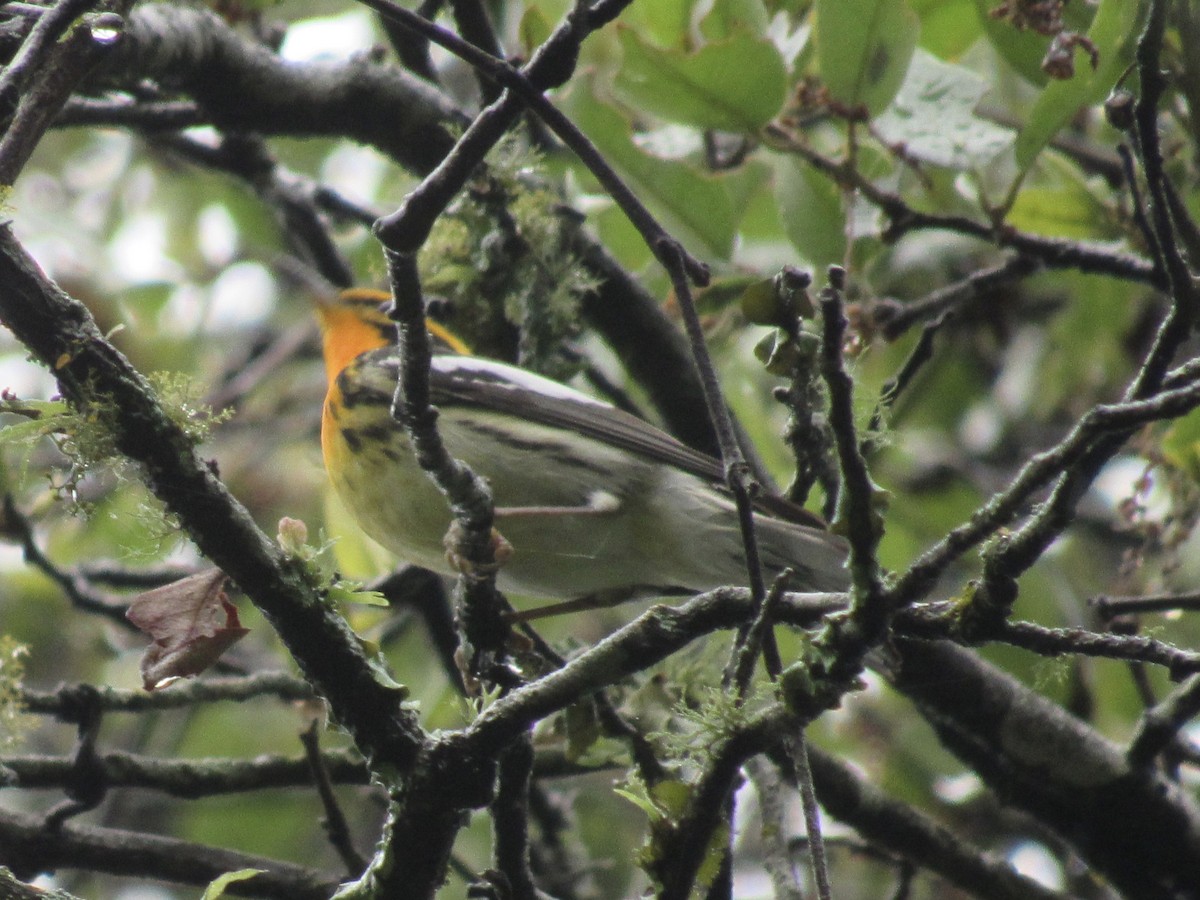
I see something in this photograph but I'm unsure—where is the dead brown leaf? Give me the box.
[125,569,248,690]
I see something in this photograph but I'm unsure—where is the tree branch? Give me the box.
[0,807,340,899]
[887,637,1200,900]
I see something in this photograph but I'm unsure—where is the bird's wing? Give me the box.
[347,349,830,530]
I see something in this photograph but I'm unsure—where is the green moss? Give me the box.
[0,636,32,749]
[419,140,598,379]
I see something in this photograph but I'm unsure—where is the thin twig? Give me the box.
[888,379,1200,609]
[448,0,504,105]
[0,805,339,899]
[871,255,1041,341]
[3,495,138,629]
[894,608,1200,678]
[20,672,315,717]
[1127,674,1200,767]
[383,249,509,671]
[863,310,949,454]
[816,269,888,678]
[300,721,367,877]
[792,732,831,900]
[965,0,1200,624]
[1091,591,1200,618]
[57,96,206,130]
[491,736,538,900]
[0,0,97,112]
[764,126,1162,289]
[3,746,370,796]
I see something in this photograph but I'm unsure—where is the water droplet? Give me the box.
[88,13,123,45]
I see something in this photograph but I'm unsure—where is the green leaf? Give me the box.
[329,586,388,607]
[911,0,979,58]
[1013,0,1141,171]
[1007,186,1107,239]
[518,5,553,54]
[201,869,266,900]
[562,82,737,258]
[698,0,770,40]
[775,155,846,269]
[613,27,788,131]
[1163,409,1200,483]
[564,699,602,761]
[815,0,920,117]
[616,0,695,49]
[874,49,1014,169]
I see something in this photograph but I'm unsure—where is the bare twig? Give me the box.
[764,127,1161,288]
[792,733,831,900]
[57,95,206,130]
[814,269,887,676]
[745,756,803,900]
[798,743,1066,900]
[300,721,367,877]
[964,0,1200,626]
[1127,674,1200,767]
[3,495,135,629]
[888,379,1200,610]
[871,255,1041,341]
[1092,591,1200,618]
[383,249,509,671]
[19,672,314,717]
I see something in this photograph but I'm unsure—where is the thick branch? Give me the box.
[2,748,369,797]
[801,746,1065,900]
[95,3,464,174]
[888,637,1200,899]
[0,807,339,899]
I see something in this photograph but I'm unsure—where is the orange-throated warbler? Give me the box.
[318,290,848,601]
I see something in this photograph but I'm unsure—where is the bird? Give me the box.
[317,289,849,602]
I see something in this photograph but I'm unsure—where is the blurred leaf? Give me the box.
[117,281,175,323]
[874,49,1014,169]
[775,155,846,268]
[201,869,266,900]
[518,5,553,53]
[742,278,785,325]
[815,0,919,117]
[1162,409,1200,483]
[1037,272,1137,414]
[1007,184,1109,239]
[564,699,602,761]
[614,27,788,131]
[698,0,770,40]
[1013,0,1141,171]
[617,0,695,48]
[563,82,737,258]
[911,0,979,58]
